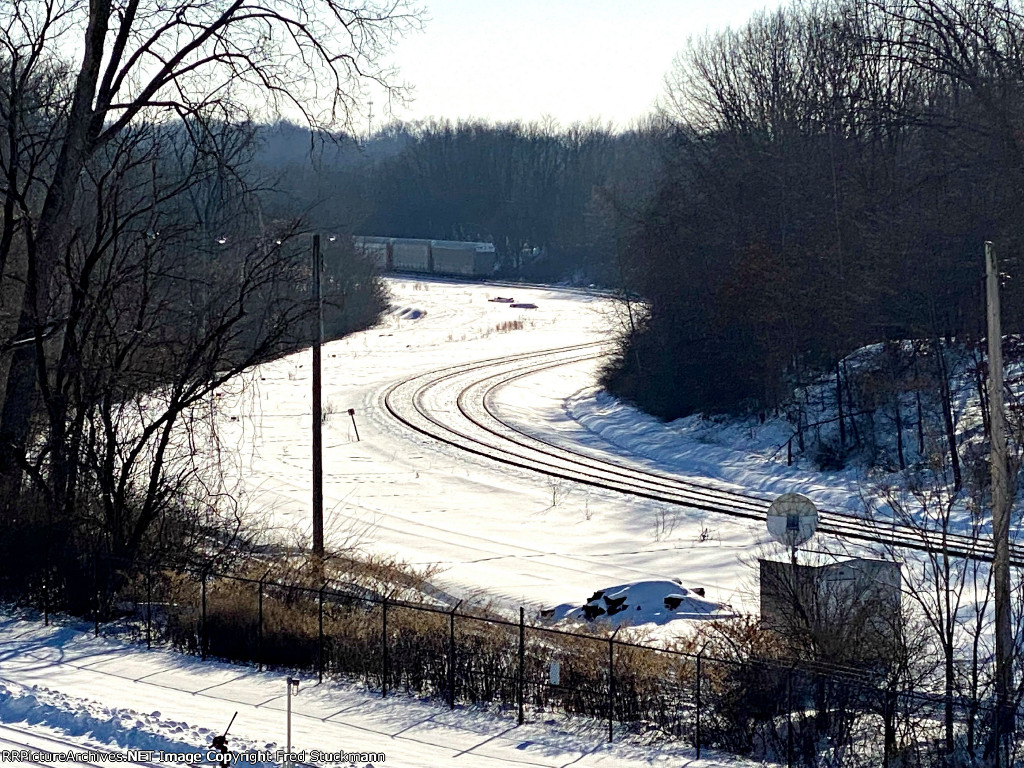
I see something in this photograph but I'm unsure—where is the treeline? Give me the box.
[252,119,663,283]
[253,0,1024,437]
[603,0,1024,421]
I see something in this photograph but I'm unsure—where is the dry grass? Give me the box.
[153,564,707,736]
[99,559,985,762]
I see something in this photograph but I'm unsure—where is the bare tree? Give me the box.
[865,469,994,757]
[0,45,70,405]
[0,87,390,613]
[13,120,307,573]
[0,0,420,487]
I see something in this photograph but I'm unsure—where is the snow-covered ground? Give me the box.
[2,277,881,766]
[209,278,847,616]
[0,616,747,767]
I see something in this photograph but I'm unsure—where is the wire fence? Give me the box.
[27,555,1024,768]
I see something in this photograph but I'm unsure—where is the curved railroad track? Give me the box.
[382,341,1022,568]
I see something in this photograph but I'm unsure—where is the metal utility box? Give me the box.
[760,556,901,663]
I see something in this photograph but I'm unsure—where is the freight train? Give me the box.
[354,236,496,278]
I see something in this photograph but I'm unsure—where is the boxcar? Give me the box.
[353,235,495,278]
[390,238,432,271]
[431,240,496,277]
[353,236,392,269]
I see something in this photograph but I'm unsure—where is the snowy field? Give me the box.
[2,277,875,766]
[209,278,859,615]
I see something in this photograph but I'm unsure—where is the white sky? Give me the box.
[372,0,785,129]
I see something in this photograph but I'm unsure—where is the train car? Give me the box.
[430,239,496,277]
[353,236,392,270]
[353,235,496,278]
[390,238,432,272]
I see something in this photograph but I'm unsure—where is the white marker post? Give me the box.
[286,677,300,764]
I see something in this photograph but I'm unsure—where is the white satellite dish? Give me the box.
[767,493,818,549]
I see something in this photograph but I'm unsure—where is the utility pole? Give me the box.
[312,235,324,560]
[285,677,299,765]
[986,240,1013,746]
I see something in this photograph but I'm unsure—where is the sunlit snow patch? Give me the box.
[541,580,736,628]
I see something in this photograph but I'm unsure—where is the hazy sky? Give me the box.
[370,0,785,129]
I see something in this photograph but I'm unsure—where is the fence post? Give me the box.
[381,598,388,698]
[318,583,326,684]
[93,555,100,637]
[258,574,265,671]
[994,700,1000,768]
[200,571,207,661]
[518,607,525,726]
[787,668,793,768]
[695,653,702,759]
[608,633,615,743]
[787,436,793,466]
[146,563,153,650]
[449,601,461,710]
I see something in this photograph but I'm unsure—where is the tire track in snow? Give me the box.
[252,456,693,595]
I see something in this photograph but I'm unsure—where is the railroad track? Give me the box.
[382,341,1022,568]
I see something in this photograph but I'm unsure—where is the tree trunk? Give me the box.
[0,0,111,483]
[932,338,961,490]
[916,385,925,456]
[945,643,955,753]
[843,360,859,447]
[836,360,846,448]
[894,394,906,470]
[975,349,990,439]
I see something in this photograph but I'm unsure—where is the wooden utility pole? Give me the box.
[312,235,324,559]
[986,241,1013,743]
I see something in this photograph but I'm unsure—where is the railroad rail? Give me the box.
[382,341,1023,568]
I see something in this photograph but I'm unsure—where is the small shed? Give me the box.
[760,556,901,663]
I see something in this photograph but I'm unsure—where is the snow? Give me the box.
[2,276,882,766]
[210,278,795,617]
[545,579,737,626]
[562,387,868,516]
[0,617,747,767]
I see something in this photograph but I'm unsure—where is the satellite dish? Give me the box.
[767,493,818,549]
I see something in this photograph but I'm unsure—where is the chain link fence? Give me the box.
[29,556,1024,768]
